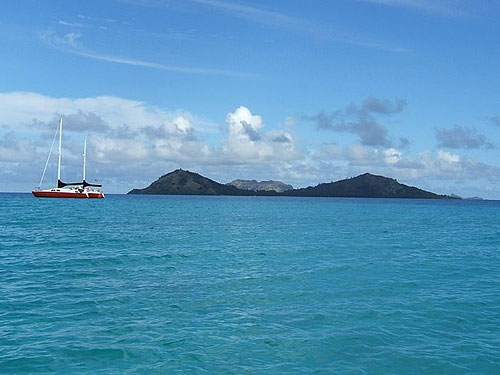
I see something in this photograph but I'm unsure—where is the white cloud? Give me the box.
[0,91,216,134]
[221,106,300,163]
[92,136,150,163]
[383,148,403,164]
[153,137,215,162]
[227,106,263,134]
[437,149,460,164]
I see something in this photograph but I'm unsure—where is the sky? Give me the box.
[1,0,500,198]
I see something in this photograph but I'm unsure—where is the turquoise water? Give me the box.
[1,193,499,374]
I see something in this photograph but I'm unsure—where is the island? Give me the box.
[128,169,454,199]
[284,173,447,199]
[228,179,293,193]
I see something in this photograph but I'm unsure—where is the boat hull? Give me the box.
[32,190,105,199]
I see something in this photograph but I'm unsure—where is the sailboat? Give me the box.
[32,118,105,199]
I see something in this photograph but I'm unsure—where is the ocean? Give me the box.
[1,193,499,374]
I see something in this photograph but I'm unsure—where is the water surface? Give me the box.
[1,194,499,374]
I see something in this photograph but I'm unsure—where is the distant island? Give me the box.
[229,179,293,193]
[128,169,454,199]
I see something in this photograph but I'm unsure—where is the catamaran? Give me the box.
[32,118,105,199]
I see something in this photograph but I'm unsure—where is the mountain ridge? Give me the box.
[284,172,447,199]
[128,169,454,199]
[127,169,253,196]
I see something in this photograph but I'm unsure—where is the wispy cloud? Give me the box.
[193,0,409,51]
[190,0,300,27]
[59,20,84,28]
[77,14,117,23]
[59,14,119,31]
[121,0,408,52]
[40,30,249,77]
[356,0,471,17]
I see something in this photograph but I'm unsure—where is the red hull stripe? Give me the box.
[32,191,104,199]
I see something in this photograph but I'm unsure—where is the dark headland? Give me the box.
[128,169,454,199]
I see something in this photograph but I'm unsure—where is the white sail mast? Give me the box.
[57,118,63,184]
[37,121,59,189]
[83,137,87,182]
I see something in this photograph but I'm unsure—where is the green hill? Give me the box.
[128,169,453,199]
[285,173,448,199]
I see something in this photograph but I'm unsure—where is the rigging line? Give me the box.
[38,124,59,189]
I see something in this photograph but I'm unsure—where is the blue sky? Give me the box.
[1,0,500,198]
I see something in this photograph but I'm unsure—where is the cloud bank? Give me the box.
[0,92,302,192]
[1,91,499,197]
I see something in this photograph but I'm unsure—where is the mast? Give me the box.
[83,137,87,182]
[57,118,63,185]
